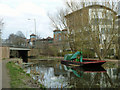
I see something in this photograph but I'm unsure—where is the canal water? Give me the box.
[25,60,120,88]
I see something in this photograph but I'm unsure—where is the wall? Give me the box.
[0,47,10,59]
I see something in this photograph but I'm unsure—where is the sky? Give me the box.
[0,0,119,39]
[0,0,65,39]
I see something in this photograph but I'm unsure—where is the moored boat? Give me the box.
[61,51,106,67]
[61,59,106,67]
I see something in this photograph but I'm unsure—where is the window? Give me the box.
[59,35,61,41]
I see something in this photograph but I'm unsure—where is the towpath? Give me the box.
[2,60,11,88]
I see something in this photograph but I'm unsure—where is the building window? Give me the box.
[59,35,61,41]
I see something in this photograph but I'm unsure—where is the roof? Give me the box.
[30,34,36,36]
[65,4,117,17]
[62,29,67,31]
[46,36,52,39]
[36,37,53,41]
[53,30,61,32]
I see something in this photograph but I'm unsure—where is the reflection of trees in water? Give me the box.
[54,64,70,77]
[68,68,120,88]
[90,72,113,88]
[40,63,120,88]
[28,62,120,88]
[117,68,120,87]
[106,68,120,87]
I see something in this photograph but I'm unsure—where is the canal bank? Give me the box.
[28,56,119,62]
[4,59,45,88]
[28,56,64,61]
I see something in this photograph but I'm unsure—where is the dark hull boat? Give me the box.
[61,58,106,67]
[61,51,106,67]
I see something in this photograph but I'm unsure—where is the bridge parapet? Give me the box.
[1,46,31,62]
[9,47,31,51]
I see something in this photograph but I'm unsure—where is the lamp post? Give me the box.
[28,18,36,35]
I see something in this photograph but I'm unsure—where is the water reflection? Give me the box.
[26,61,120,88]
[64,66,106,78]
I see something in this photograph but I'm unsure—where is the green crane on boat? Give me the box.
[64,51,83,62]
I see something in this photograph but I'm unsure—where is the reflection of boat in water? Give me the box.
[71,66,106,73]
[61,51,106,67]
[64,65,106,77]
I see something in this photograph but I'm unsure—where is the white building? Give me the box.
[65,4,118,58]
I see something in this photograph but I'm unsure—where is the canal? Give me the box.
[25,60,120,88]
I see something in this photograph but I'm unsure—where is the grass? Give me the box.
[6,61,45,88]
[6,61,28,88]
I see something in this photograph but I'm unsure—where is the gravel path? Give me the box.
[2,60,11,88]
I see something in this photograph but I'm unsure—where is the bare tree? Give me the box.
[0,18,3,30]
[0,19,3,34]
[7,31,26,47]
[48,8,69,30]
[48,1,118,60]
[35,38,58,56]
[89,6,117,60]
[48,8,72,52]
[66,1,118,60]
[16,31,25,38]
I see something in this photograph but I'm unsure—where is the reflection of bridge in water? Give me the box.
[1,46,30,62]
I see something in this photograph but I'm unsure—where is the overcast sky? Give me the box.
[0,0,65,39]
[0,0,119,39]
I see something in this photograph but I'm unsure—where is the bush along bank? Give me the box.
[6,61,45,88]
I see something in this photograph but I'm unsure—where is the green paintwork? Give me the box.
[64,54,73,61]
[64,51,83,62]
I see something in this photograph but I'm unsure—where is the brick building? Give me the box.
[53,29,70,52]
[27,34,36,47]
